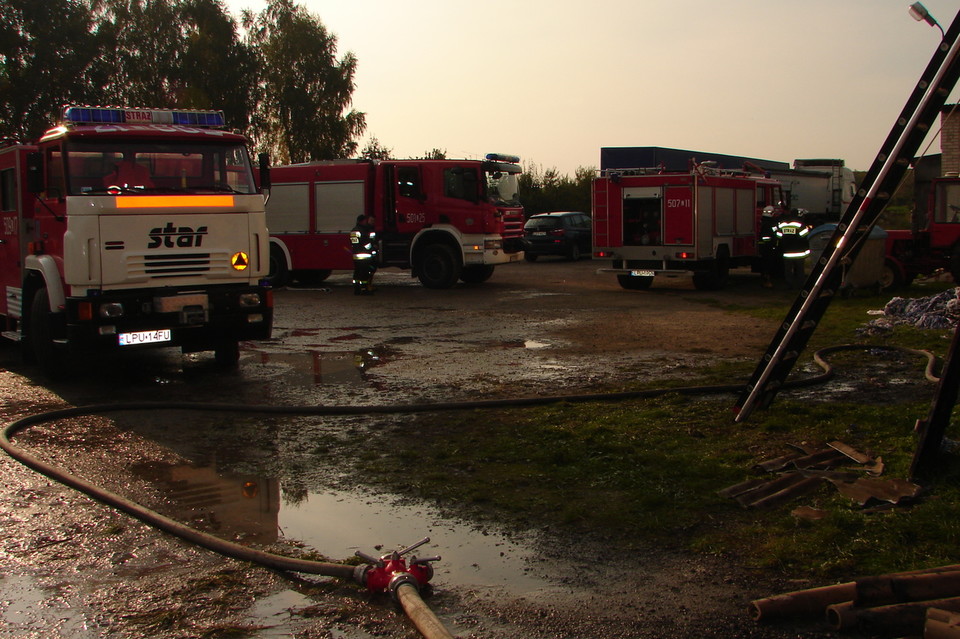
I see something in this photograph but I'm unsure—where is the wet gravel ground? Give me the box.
[0,260,864,638]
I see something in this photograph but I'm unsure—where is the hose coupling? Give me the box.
[388,572,421,601]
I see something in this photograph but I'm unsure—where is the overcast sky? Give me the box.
[223,0,960,175]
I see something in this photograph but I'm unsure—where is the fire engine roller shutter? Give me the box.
[265,183,309,233]
[314,181,364,233]
[622,186,663,247]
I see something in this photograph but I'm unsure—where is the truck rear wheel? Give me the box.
[417,244,461,289]
[29,288,69,378]
[880,259,904,290]
[617,274,653,290]
[692,250,730,291]
[266,245,289,288]
[460,265,495,284]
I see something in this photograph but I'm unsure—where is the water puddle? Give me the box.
[132,460,552,597]
[251,350,383,387]
[0,571,95,638]
[523,339,551,349]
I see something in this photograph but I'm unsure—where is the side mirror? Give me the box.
[258,153,271,191]
[26,152,42,194]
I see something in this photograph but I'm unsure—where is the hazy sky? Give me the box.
[223,1,960,175]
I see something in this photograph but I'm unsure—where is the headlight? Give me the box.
[238,293,262,308]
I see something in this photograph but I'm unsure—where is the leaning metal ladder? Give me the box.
[734,10,960,423]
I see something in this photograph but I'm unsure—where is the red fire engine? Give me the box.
[592,163,785,290]
[0,106,273,375]
[265,155,525,289]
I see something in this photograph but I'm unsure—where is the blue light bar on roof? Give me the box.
[62,106,226,128]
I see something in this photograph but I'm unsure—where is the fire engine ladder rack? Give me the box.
[734,9,960,426]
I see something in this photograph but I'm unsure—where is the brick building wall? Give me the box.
[942,104,960,175]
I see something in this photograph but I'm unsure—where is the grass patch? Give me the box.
[338,281,960,582]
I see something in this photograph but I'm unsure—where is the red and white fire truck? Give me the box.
[0,106,273,375]
[592,163,785,290]
[265,155,526,289]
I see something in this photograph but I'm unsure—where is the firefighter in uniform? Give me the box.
[758,206,780,288]
[350,214,378,295]
[775,208,811,288]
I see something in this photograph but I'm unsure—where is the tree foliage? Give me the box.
[0,0,101,141]
[0,0,365,161]
[359,136,391,160]
[519,163,595,216]
[242,0,364,163]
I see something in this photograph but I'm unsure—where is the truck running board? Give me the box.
[734,9,960,423]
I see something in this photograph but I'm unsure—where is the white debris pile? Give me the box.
[858,288,960,335]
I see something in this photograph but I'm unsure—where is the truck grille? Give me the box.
[127,252,232,279]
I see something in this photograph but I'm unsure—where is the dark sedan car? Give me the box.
[522,211,592,261]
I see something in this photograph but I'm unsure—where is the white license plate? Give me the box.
[118,329,172,346]
[631,270,656,277]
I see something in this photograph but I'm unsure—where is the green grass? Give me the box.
[340,280,960,581]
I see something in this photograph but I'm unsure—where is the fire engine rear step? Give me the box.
[734,8,960,423]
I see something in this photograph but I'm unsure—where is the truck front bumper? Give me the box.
[64,284,273,352]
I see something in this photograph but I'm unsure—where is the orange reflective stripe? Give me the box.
[115,195,235,208]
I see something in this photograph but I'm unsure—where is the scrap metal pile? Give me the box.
[720,442,921,513]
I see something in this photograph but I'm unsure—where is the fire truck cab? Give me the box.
[0,106,273,376]
[266,155,526,289]
[592,164,785,290]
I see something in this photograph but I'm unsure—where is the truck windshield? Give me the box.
[63,140,257,196]
[486,170,520,206]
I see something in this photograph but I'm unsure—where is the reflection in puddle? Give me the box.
[254,350,382,386]
[137,460,550,595]
[280,489,546,594]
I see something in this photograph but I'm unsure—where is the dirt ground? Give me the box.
[0,260,875,638]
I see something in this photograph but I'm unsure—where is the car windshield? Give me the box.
[486,170,520,206]
[525,217,562,230]
[63,139,257,196]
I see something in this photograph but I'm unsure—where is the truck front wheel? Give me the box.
[417,244,462,289]
[460,265,495,284]
[29,288,69,377]
[214,339,240,367]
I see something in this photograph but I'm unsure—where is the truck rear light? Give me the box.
[238,293,262,308]
[675,251,693,259]
[99,302,124,318]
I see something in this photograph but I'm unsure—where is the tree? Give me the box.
[243,0,365,163]
[518,163,595,216]
[0,0,101,141]
[359,136,391,160]
[421,148,446,160]
[94,0,254,128]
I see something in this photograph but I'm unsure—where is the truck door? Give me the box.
[389,164,426,234]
